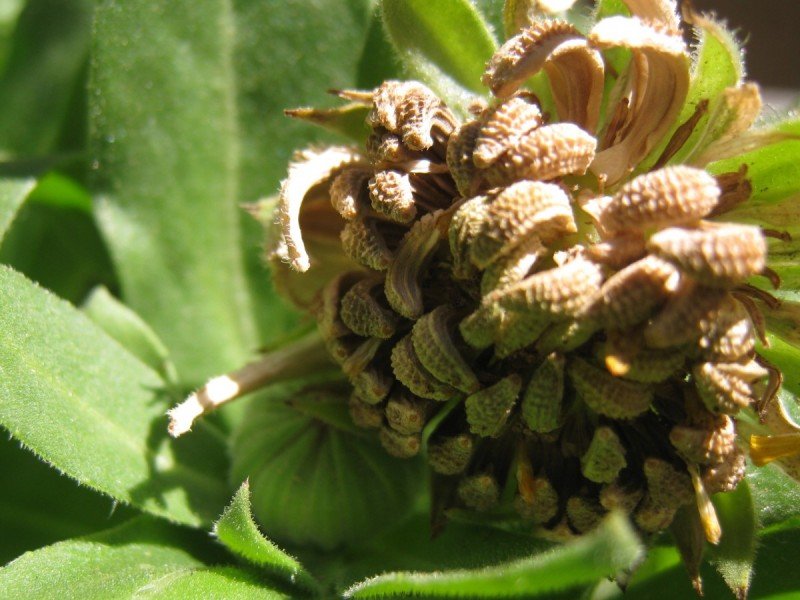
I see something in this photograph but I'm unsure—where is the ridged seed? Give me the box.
[339,276,399,339]
[568,356,654,419]
[379,426,421,458]
[368,169,418,224]
[428,434,475,475]
[457,473,500,511]
[694,360,767,414]
[390,335,457,401]
[473,96,543,167]
[521,353,565,433]
[465,374,523,437]
[670,415,736,465]
[447,120,483,196]
[567,496,606,533]
[340,216,393,271]
[581,426,627,483]
[329,168,370,220]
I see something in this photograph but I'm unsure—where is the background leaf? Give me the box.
[344,512,643,598]
[0,177,34,240]
[0,266,229,526]
[380,0,497,115]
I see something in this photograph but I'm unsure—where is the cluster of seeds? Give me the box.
[275,13,780,542]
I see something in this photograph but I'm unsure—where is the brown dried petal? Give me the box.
[465,374,522,437]
[473,96,543,167]
[568,356,654,419]
[368,169,418,224]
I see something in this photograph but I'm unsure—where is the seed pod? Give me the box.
[599,336,685,383]
[385,391,429,435]
[449,196,490,280]
[412,306,480,394]
[644,281,727,349]
[583,255,680,329]
[647,224,766,287]
[457,473,500,511]
[447,120,483,196]
[568,356,653,419]
[466,374,523,437]
[339,276,400,339]
[702,446,746,494]
[670,415,736,465]
[643,458,694,508]
[567,496,606,533]
[348,394,384,429]
[634,495,677,533]
[368,169,418,224]
[428,433,475,475]
[483,123,596,187]
[340,216,394,271]
[599,483,644,513]
[581,426,627,484]
[596,166,720,236]
[470,181,576,268]
[473,96,543,167]
[516,459,560,524]
[694,360,768,414]
[379,426,421,458]
[390,335,457,401]
[385,210,443,319]
[480,236,544,296]
[521,353,565,433]
[329,168,370,220]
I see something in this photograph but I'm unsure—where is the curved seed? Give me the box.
[385,391,429,435]
[581,427,627,484]
[379,426,421,458]
[535,318,600,355]
[670,415,736,465]
[599,483,644,513]
[483,123,596,187]
[583,255,680,329]
[521,353,565,433]
[480,235,544,296]
[385,210,443,319]
[369,80,445,150]
[465,374,523,437]
[449,196,490,280]
[473,96,543,167]
[339,276,399,339]
[567,496,606,533]
[568,356,653,419]
[366,131,416,165]
[390,335,457,401]
[599,337,685,383]
[694,360,767,414]
[329,168,371,220]
[348,394,384,429]
[698,295,755,361]
[352,365,393,405]
[516,469,559,524]
[428,433,475,475]
[597,166,719,236]
[585,234,647,270]
[702,447,746,494]
[341,337,381,379]
[447,119,483,196]
[412,306,480,394]
[368,169,418,224]
[643,458,694,508]
[340,216,394,271]
[470,180,576,268]
[647,224,766,287]
[457,473,500,511]
[644,281,727,349]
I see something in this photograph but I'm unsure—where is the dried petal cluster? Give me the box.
[269,0,782,550]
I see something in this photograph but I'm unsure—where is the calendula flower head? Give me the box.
[169,0,800,594]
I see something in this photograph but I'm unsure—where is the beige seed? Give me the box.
[339,276,399,339]
[473,96,543,167]
[340,216,394,271]
[521,353,565,433]
[535,318,600,355]
[447,119,483,196]
[368,169,418,224]
[702,446,746,494]
[379,426,421,458]
[698,294,755,362]
[480,236,544,296]
[585,234,647,270]
[483,123,597,187]
[694,360,768,414]
[515,469,560,524]
[568,356,653,419]
[457,473,501,511]
[670,415,736,465]
[412,306,480,395]
[599,336,685,383]
[597,166,719,236]
[369,80,446,150]
[647,224,766,287]
[465,374,522,437]
[470,180,577,268]
[385,210,443,319]
[366,130,416,165]
[329,168,370,220]
[390,335,457,402]
[581,426,627,484]
[644,281,727,349]
[428,433,475,475]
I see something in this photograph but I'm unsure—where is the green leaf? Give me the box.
[708,480,758,599]
[0,0,92,157]
[82,285,178,385]
[231,381,424,550]
[0,435,132,565]
[0,177,34,241]
[760,334,800,396]
[214,481,315,591]
[343,512,643,598]
[380,0,497,115]
[90,0,260,384]
[0,516,284,599]
[0,266,229,526]
[748,462,800,528]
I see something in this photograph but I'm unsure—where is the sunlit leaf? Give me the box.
[0,177,34,240]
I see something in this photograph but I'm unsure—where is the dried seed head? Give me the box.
[390,334,457,402]
[465,374,523,437]
[329,168,370,220]
[379,426,421,458]
[483,123,597,187]
[670,415,736,465]
[581,426,627,484]
[339,276,399,339]
[593,166,720,236]
[458,473,501,511]
[647,224,766,287]
[568,356,654,419]
[340,216,394,271]
[470,181,577,268]
[567,496,606,533]
[428,433,475,475]
[368,170,418,224]
[473,96,543,167]
[521,353,565,433]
